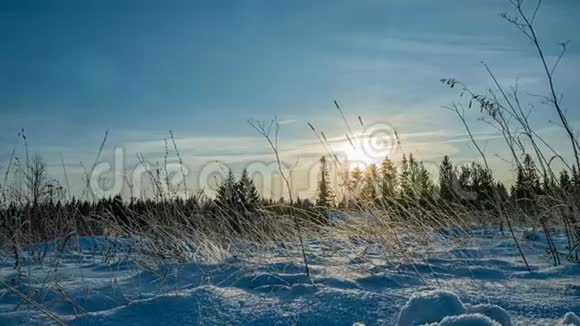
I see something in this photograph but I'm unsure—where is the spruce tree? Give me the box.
[471,163,495,210]
[559,170,572,194]
[351,166,364,202]
[458,164,475,205]
[438,155,455,202]
[513,154,541,214]
[405,154,420,200]
[524,154,542,195]
[316,156,334,207]
[400,154,413,200]
[216,169,237,208]
[338,167,352,208]
[236,168,260,212]
[417,162,434,201]
[495,182,509,202]
[572,166,579,194]
[362,163,379,203]
[380,156,398,200]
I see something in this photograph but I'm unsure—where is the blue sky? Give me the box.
[1,0,579,198]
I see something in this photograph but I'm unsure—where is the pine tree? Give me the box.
[458,165,471,191]
[400,154,413,199]
[457,164,476,205]
[495,181,509,202]
[513,154,541,214]
[316,156,334,207]
[380,156,398,200]
[362,163,379,203]
[560,170,572,194]
[471,163,495,210]
[351,166,364,202]
[438,155,455,202]
[524,155,542,195]
[572,166,579,193]
[236,169,260,212]
[338,167,352,208]
[416,162,433,202]
[216,169,237,208]
[407,154,421,200]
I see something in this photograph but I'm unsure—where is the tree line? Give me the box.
[316,153,580,216]
[1,153,579,244]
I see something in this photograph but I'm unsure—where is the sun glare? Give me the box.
[342,145,376,169]
[334,134,392,169]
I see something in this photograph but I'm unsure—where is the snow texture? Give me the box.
[397,290,466,326]
[397,290,512,326]
[559,312,580,326]
[465,304,512,326]
[432,313,500,326]
[0,227,578,325]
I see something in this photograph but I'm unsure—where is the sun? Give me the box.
[341,144,376,169]
[333,135,388,169]
[329,123,397,170]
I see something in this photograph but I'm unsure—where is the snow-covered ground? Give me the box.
[0,227,578,325]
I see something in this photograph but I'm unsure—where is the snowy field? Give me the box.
[0,227,578,325]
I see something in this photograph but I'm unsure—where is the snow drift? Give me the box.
[0,228,578,325]
[397,290,511,326]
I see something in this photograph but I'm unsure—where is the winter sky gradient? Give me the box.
[1,0,579,198]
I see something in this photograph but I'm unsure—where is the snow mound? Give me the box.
[559,312,580,326]
[432,313,500,326]
[465,304,511,326]
[397,290,466,326]
[397,290,512,326]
